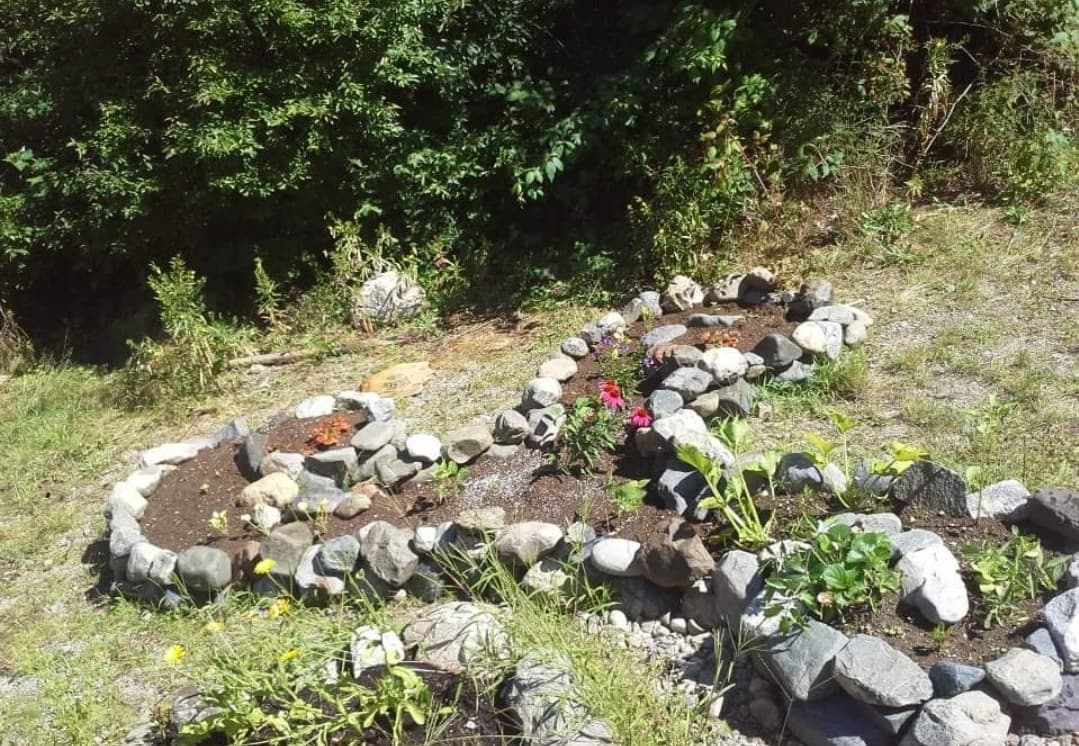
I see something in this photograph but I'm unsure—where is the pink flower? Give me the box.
[598,379,625,410]
[628,406,652,429]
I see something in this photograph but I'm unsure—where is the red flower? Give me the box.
[628,406,652,429]
[598,379,625,410]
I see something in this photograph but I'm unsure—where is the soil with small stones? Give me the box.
[182,661,505,746]
[135,297,1062,671]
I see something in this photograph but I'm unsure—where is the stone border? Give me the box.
[101,271,1079,742]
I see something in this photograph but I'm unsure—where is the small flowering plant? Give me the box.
[628,405,652,429]
[598,379,624,410]
[306,415,351,450]
[547,395,623,475]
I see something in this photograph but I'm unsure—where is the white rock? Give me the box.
[560,338,589,359]
[334,390,394,422]
[259,451,305,479]
[590,538,642,577]
[521,377,562,411]
[412,526,439,555]
[238,472,299,509]
[125,465,170,496]
[663,275,704,311]
[351,626,405,677]
[809,304,874,327]
[697,347,748,385]
[251,503,282,532]
[791,322,827,355]
[140,442,200,467]
[107,482,148,519]
[608,609,630,631]
[295,395,336,419]
[843,320,868,347]
[350,271,425,326]
[405,433,442,464]
[896,543,969,624]
[1045,588,1079,673]
[965,479,1031,521]
[652,409,708,446]
[493,522,564,566]
[537,356,578,382]
[597,312,627,335]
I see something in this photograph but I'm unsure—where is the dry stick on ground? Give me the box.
[225,350,319,369]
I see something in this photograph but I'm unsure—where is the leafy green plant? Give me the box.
[356,664,435,742]
[549,396,622,475]
[253,255,283,330]
[963,527,1066,629]
[868,441,929,476]
[0,304,32,374]
[605,477,648,515]
[432,459,469,504]
[764,524,901,629]
[677,439,773,548]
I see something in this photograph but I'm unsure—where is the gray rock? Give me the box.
[792,321,828,355]
[304,446,358,487]
[404,559,448,602]
[579,323,603,347]
[647,389,684,419]
[294,545,346,597]
[787,693,894,746]
[108,508,141,535]
[350,271,424,324]
[140,442,200,467]
[1045,588,1079,672]
[1017,670,1079,736]
[890,461,968,517]
[351,626,406,676]
[1066,555,1079,589]
[660,366,713,402]
[844,321,868,346]
[351,421,395,452]
[539,355,578,382]
[494,409,530,445]
[834,634,934,707]
[589,538,642,577]
[966,479,1032,520]
[294,395,336,419]
[681,578,721,629]
[316,534,361,575]
[401,601,509,672]
[776,359,816,382]
[239,472,299,508]
[455,506,506,534]
[900,691,1009,746]
[375,457,421,487]
[641,324,688,348]
[609,576,679,621]
[713,550,763,627]
[637,517,715,589]
[986,647,1062,706]
[663,275,704,312]
[826,512,902,536]
[126,543,177,586]
[596,311,626,336]
[489,443,520,460]
[777,452,847,495]
[889,529,943,559]
[522,558,572,595]
[929,661,986,698]
[754,619,848,701]
[445,425,493,464]
[1024,626,1064,667]
[493,522,563,566]
[666,344,703,367]
[125,465,169,497]
[656,459,709,517]
[752,334,803,368]
[709,378,756,418]
[258,449,304,479]
[107,482,148,520]
[527,404,566,448]
[359,521,419,588]
[852,459,895,497]
[335,391,395,421]
[176,546,232,592]
[405,433,442,464]
[686,314,743,328]
[561,337,590,359]
[809,304,873,327]
[295,470,349,509]
[697,346,748,385]
[817,320,843,359]
[705,274,744,304]
[651,409,708,447]
[522,377,563,411]
[897,543,969,624]
[211,417,250,446]
[260,522,315,578]
[502,650,597,741]
[638,291,664,317]
[1028,487,1079,543]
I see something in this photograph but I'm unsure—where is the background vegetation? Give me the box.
[1,0,1077,365]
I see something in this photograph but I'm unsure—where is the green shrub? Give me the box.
[120,257,248,405]
[549,396,623,475]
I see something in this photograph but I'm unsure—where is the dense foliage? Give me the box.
[2,0,1077,351]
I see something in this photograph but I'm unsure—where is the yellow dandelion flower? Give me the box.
[162,644,186,665]
[253,558,277,575]
[267,598,291,619]
[279,648,300,663]
[202,621,225,634]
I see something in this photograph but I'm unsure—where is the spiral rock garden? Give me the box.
[102,270,1079,746]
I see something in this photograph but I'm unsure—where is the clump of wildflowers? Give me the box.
[598,379,625,410]
[628,405,652,429]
